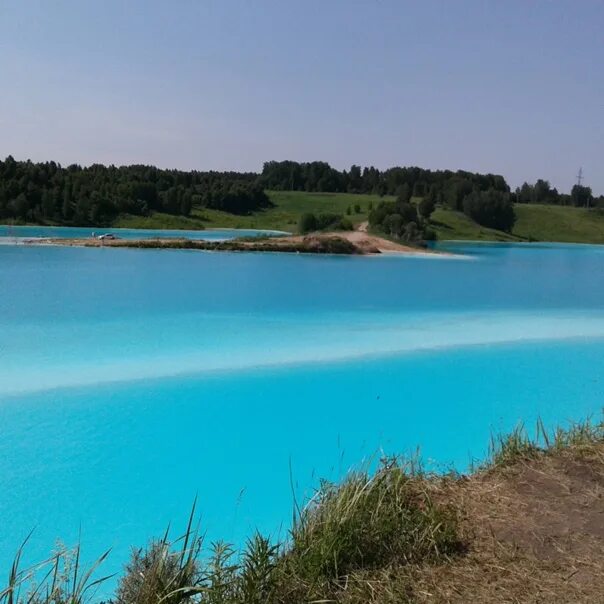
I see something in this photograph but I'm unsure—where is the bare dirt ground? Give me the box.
[272,220,441,254]
[33,230,440,255]
[409,445,604,603]
[269,231,433,254]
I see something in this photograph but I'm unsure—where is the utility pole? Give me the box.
[576,167,590,208]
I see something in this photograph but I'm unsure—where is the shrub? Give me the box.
[298,213,318,233]
[423,226,437,241]
[338,217,353,231]
[299,213,352,235]
[315,213,341,230]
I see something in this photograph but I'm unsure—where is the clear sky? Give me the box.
[0,0,602,193]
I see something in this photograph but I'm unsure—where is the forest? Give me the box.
[0,156,270,226]
[0,156,601,232]
[263,160,601,235]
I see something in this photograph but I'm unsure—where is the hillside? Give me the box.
[432,204,604,243]
[114,190,383,232]
[114,191,604,245]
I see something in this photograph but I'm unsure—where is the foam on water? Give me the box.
[1,310,604,396]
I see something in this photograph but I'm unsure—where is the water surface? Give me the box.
[0,241,603,584]
[0,224,287,241]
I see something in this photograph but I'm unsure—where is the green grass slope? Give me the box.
[113,211,208,230]
[431,207,521,242]
[431,203,604,243]
[114,191,387,233]
[114,191,604,244]
[513,204,604,243]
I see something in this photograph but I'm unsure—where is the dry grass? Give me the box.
[411,442,604,603]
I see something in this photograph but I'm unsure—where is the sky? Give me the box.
[0,0,602,193]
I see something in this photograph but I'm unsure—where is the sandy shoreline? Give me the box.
[21,231,445,256]
[277,231,447,255]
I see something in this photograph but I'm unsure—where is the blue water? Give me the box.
[0,241,603,586]
[0,224,287,241]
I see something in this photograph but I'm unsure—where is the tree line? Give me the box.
[262,160,602,234]
[0,156,271,226]
[261,160,518,232]
[1,155,600,232]
[260,160,509,201]
[514,179,602,208]
[260,160,603,209]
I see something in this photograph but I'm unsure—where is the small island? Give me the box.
[37,228,439,256]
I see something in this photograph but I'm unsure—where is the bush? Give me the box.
[299,213,352,234]
[338,217,353,231]
[298,213,318,233]
[315,213,341,230]
[423,226,437,241]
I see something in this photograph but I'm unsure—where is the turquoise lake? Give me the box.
[0,225,287,241]
[0,241,603,583]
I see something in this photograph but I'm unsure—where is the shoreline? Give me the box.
[17,231,446,256]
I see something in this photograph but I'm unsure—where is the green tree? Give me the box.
[571,184,593,208]
[395,183,411,205]
[384,213,403,236]
[462,189,516,231]
[418,196,435,220]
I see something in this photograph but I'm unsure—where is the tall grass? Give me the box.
[115,502,201,604]
[487,415,604,468]
[271,458,461,602]
[0,535,111,604]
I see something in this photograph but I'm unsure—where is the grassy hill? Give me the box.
[114,191,382,232]
[114,191,604,244]
[433,204,604,243]
[513,204,604,243]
